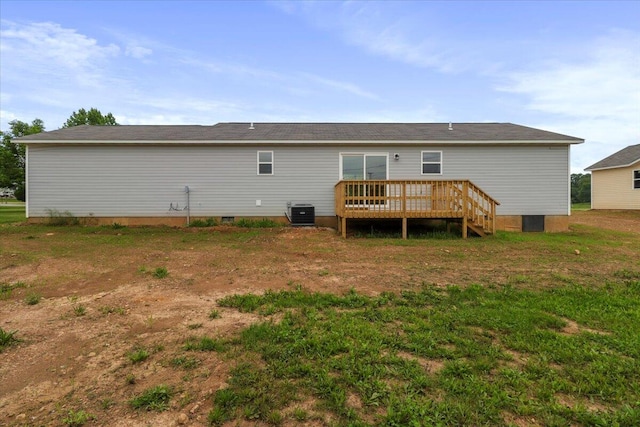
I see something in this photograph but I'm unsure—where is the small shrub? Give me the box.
[62,409,94,427]
[25,292,41,305]
[153,267,169,279]
[0,328,19,351]
[128,348,150,364]
[126,373,136,385]
[111,222,126,229]
[130,384,174,411]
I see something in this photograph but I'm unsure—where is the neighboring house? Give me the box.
[585,144,640,210]
[20,122,583,236]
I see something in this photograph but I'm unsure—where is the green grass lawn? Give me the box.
[200,282,640,426]
[571,202,591,211]
[0,204,26,224]
[0,204,27,224]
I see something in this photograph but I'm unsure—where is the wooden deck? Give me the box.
[334,180,500,238]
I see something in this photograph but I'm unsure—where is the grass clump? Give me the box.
[25,292,42,305]
[130,384,174,411]
[184,336,227,352]
[153,267,169,279]
[0,328,19,351]
[61,409,95,426]
[73,304,86,316]
[99,305,126,315]
[128,348,150,364]
[0,281,26,300]
[170,356,200,370]
[209,309,221,319]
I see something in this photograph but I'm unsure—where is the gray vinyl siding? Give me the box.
[27,144,570,218]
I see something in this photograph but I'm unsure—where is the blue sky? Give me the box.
[1,0,638,172]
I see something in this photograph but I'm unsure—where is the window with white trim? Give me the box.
[421,151,442,175]
[257,151,273,175]
[634,170,640,189]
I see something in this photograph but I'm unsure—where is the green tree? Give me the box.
[0,119,45,201]
[570,173,591,204]
[62,108,118,127]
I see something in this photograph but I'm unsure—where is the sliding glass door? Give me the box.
[340,153,388,205]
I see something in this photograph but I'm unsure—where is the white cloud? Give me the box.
[499,30,640,172]
[0,20,120,74]
[300,73,379,100]
[125,44,152,59]
[273,1,475,74]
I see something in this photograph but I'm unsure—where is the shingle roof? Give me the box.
[19,122,584,144]
[585,144,640,171]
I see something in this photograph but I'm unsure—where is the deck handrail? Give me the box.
[334,179,500,236]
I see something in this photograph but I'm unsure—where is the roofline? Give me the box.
[585,158,640,171]
[23,139,584,145]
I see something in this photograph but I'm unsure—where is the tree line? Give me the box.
[0,108,118,201]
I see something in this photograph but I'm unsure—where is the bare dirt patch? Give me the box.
[571,209,640,234]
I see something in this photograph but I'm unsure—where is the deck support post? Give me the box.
[402,217,407,239]
[462,217,468,239]
[341,216,347,238]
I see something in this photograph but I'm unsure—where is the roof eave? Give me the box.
[585,158,640,171]
[22,139,584,145]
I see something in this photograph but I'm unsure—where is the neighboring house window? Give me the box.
[421,151,442,174]
[634,170,640,189]
[257,151,273,175]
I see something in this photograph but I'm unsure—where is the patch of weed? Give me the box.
[234,218,281,228]
[153,267,169,279]
[0,328,19,351]
[184,336,227,352]
[130,384,174,411]
[190,218,218,227]
[187,323,203,330]
[128,348,150,364]
[45,208,80,226]
[25,292,42,305]
[99,305,126,315]
[209,309,221,319]
[61,409,94,426]
[170,356,200,370]
[73,304,86,316]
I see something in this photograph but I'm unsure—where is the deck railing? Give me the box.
[334,180,499,238]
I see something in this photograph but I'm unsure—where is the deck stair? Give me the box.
[334,180,500,238]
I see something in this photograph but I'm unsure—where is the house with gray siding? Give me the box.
[20,122,583,235]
